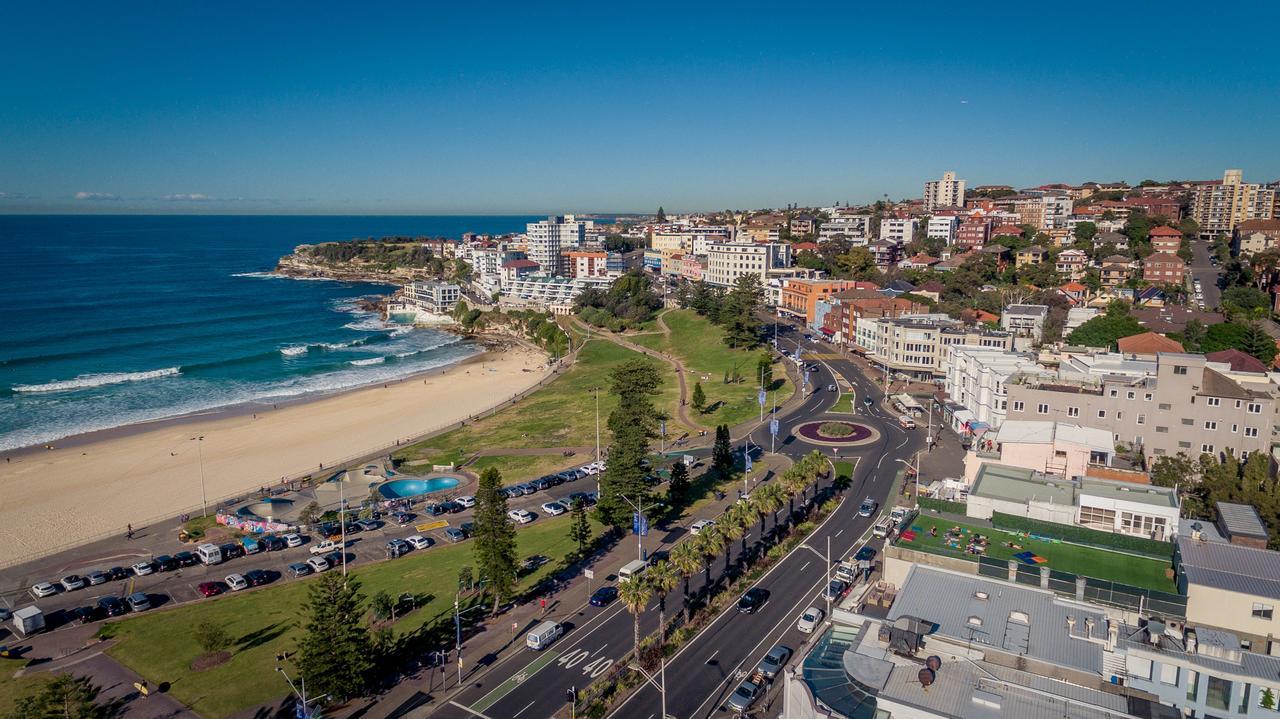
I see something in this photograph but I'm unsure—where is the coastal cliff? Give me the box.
[275,244,428,284]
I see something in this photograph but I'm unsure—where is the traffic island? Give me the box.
[793,420,880,448]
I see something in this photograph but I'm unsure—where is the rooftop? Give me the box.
[1004,304,1049,318]
[1115,332,1184,355]
[993,420,1113,451]
[1176,535,1280,600]
[1216,501,1269,541]
[1078,477,1177,509]
[971,464,1075,506]
[1205,348,1269,374]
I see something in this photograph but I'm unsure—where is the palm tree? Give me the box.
[618,576,653,657]
[719,508,747,572]
[647,560,680,639]
[669,540,702,603]
[696,527,724,587]
[754,484,785,536]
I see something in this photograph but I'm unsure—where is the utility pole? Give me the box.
[618,493,656,562]
[897,455,921,509]
[629,656,668,719]
[455,593,463,684]
[275,661,318,719]
[592,386,602,495]
[191,436,207,517]
[339,476,348,577]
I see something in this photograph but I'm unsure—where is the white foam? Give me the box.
[12,367,181,393]
[343,317,388,332]
[233,271,340,282]
[279,345,309,357]
[348,356,387,366]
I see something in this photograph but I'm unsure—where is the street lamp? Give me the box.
[628,657,670,719]
[896,455,921,509]
[590,386,603,495]
[801,536,832,604]
[275,657,322,719]
[190,436,207,517]
[618,493,657,562]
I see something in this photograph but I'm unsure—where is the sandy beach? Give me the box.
[0,342,551,567]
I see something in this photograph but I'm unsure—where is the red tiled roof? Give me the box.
[1059,281,1087,292]
[1116,332,1185,355]
[1148,226,1181,237]
[1206,348,1269,374]
[792,242,819,251]
[993,225,1023,235]
[502,259,539,269]
[1143,252,1185,266]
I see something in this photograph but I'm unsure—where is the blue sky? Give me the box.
[2,2,1278,214]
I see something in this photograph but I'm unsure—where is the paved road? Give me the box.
[1188,237,1223,311]
[428,323,925,719]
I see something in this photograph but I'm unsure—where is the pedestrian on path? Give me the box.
[126,524,133,540]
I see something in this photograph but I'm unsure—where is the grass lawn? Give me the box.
[0,658,44,715]
[469,454,585,484]
[104,515,597,718]
[395,339,685,477]
[901,515,1175,593]
[645,310,794,428]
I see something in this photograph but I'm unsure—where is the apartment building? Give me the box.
[819,290,927,346]
[955,217,992,249]
[777,279,866,325]
[1233,219,1280,256]
[1015,246,1047,267]
[1004,352,1279,463]
[562,250,609,278]
[943,346,1040,431]
[818,215,873,242]
[868,239,900,267]
[923,170,966,212]
[1143,253,1187,285]
[1041,193,1074,229]
[1000,304,1049,342]
[925,215,959,243]
[789,215,815,236]
[859,314,1014,379]
[704,241,792,287]
[1056,248,1089,280]
[1192,170,1276,237]
[502,275,612,308]
[499,258,540,289]
[965,419,1115,483]
[399,280,461,315]
[1149,225,1183,254]
[525,215,587,275]
[878,217,918,244]
[1100,255,1134,287]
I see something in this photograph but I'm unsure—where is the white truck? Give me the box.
[12,606,45,637]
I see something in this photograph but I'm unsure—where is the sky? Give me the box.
[2,1,1279,215]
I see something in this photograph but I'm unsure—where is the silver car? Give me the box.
[726,679,763,712]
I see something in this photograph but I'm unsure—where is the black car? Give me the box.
[393,512,414,526]
[545,475,565,487]
[97,596,126,617]
[737,587,770,614]
[855,546,877,562]
[220,542,246,560]
[153,555,178,572]
[439,501,464,514]
[533,478,552,491]
[106,567,129,582]
[260,536,286,552]
[73,605,105,624]
[425,503,446,517]
[589,586,618,607]
[459,522,474,536]
[173,551,198,567]
[244,569,271,587]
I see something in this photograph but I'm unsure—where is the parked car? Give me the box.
[220,543,246,560]
[858,497,877,517]
[153,555,178,572]
[225,574,249,591]
[508,509,535,524]
[691,519,715,535]
[310,539,340,556]
[287,562,312,578]
[443,528,467,543]
[355,518,381,531]
[244,569,270,587]
[306,556,330,573]
[197,581,223,598]
[459,521,474,536]
[406,535,432,550]
[174,551,198,567]
[97,596,126,617]
[85,570,109,586]
[131,561,155,576]
[30,582,58,599]
[126,592,152,612]
[392,512,414,526]
[284,533,304,548]
[106,566,130,582]
[855,546,877,562]
[60,575,87,591]
[589,586,618,607]
[455,495,476,508]
[532,478,552,491]
[757,645,792,680]
[822,579,849,602]
[541,501,567,516]
[385,539,411,556]
[261,536,286,552]
[726,679,764,713]
[73,605,105,624]
[797,606,824,634]
[737,587,769,614]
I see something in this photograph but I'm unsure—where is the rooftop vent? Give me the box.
[974,591,989,601]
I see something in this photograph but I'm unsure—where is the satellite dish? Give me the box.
[918,667,935,688]
[926,655,942,672]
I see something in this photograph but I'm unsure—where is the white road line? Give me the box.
[706,650,719,663]
[591,643,608,656]
[835,529,844,538]
[513,700,536,717]
[799,560,810,572]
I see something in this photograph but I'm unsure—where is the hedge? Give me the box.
[919,497,967,515]
[990,511,1171,558]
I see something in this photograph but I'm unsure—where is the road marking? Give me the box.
[447,700,495,719]
[835,529,844,538]
[472,650,561,712]
[513,700,536,717]
[706,650,719,663]
[799,560,810,571]
[591,643,608,656]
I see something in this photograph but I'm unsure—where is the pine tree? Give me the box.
[712,424,734,476]
[9,675,112,719]
[1241,322,1277,364]
[297,572,372,701]
[472,467,518,612]
[721,274,764,348]
[757,352,774,389]
[598,359,663,527]
[657,206,667,223]
[668,461,690,503]
[691,382,706,413]
[569,498,593,556]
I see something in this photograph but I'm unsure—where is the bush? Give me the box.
[919,497,966,515]
[990,512,1170,557]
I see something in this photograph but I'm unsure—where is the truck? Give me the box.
[12,606,44,637]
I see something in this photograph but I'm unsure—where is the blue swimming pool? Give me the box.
[378,476,460,499]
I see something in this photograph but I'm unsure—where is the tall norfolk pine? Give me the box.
[597,358,663,528]
[472,466,518,612]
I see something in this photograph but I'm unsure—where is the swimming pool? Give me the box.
[378,476,460,499]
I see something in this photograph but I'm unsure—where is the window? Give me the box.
[1249,403,1262,414]
[1232,424,1239,433]
[1187,670,1200,701]
[1207,397,1221,407]
[1202,444,1215,453]
[1159,403,1172,410]
[1156,426,1168,433]
[1179,441,1192,448]
[1127,391,1135,400]
[1182,418,1194,425]
[1246,427,1259,438]
[1098,409,1107,419]
[1145,393,1153,401]
[1067,407,1079,417]
[1205,421,1217,430]
[1109,389,1118,398]
[1253,603,1274,620]
[1206,676,1233,711]
[1137,414,1146,425]
[1159,663,1179,686]
[1037,403,1049,415]
[1079,506,1116,529]
[1174,365,1188,375]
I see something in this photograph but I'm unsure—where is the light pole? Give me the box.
[454,593,463,684]
[339,476,348,577]
[896,455,921,509]
[629,657,668,719]
[801,537,832,604]
[190,436,207,517]
[618,493,657,562]
[592,386,602,495]
[275,660,320,719]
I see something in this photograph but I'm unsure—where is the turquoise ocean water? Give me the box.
[0,215,536,451]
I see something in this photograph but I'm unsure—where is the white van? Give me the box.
[618,559,648,582]
[526,620,564,650]
[195,543,223,566]
[872,516,895,539]
[898,415,916,430]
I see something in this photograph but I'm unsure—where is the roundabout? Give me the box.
[794,419,880,447]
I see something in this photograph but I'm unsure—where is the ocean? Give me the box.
[0,214,539,452]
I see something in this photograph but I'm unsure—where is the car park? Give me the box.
[691,519,715,535]
[757,645,792,680]
[244,569,270,586]
[858,497,877,517]
[30,582,58,599]
[131,561,155,576]
[287,562,312,578]
[306,556,330,573]
[589,586,618,607]
[284,533,304,548]
[97,596,126,617]
[225,574,249,591]
[541,501,567,516]
[406,535,432,550]
[737,587,769,614]
[726,679,764,713]
[455,495,476,508]
[443,528,467,543]
[60,575,87,591]
[127,592,152,612]
[86,570,108,586]
[797,606,824,633]
[197,581,223,597]
[508,509,535,524]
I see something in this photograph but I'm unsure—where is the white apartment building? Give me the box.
[704,242,792,287]
[818,216,872,242]
[502,275,612,307]
[525,215,588,275]
[923,170,966,212]
[1041,193,1074,229]
[1192,169,1276,237]
[878,217,918,244]
[860,314,1015,379]
[944,346,1040,431]
[925,215,959,244]
[400,280,461,315]
[1000,304,1049,342]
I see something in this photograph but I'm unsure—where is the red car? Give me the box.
[197,581,223,598]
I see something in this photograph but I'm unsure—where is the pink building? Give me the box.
[963,420,1114,485]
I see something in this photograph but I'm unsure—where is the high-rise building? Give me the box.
[923,171,966,212]
[1191,170,1275,237]
[525,215,588,275]
[704,242,792,287]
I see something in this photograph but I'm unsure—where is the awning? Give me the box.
[819,326,834,335]
[893,393,923,411]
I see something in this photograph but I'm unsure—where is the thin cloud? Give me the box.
[74,191,120,201]
[162,193,216,201]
